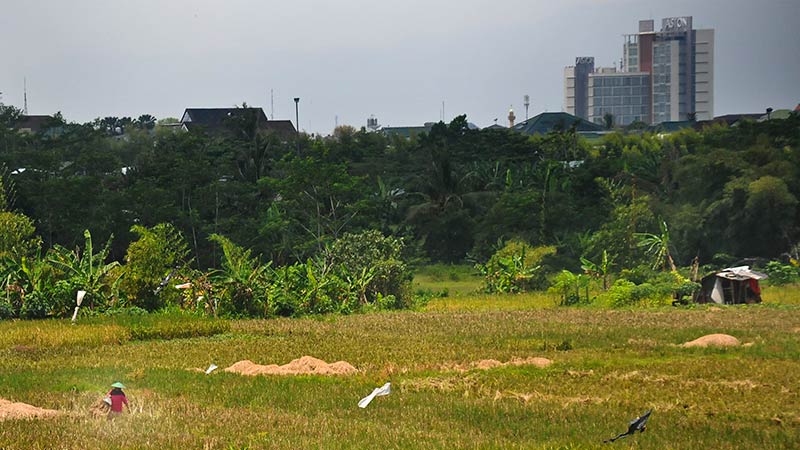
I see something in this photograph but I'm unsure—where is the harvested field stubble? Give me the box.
[0,299,799,449]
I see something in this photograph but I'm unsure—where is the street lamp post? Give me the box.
[294,97,300,153]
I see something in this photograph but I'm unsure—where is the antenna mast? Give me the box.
[23,77,28,115]
[270,89,274,120]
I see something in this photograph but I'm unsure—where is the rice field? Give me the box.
[0,283,798,449]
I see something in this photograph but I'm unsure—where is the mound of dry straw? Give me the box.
[0,398,60,421]
[224,356,357,376]
[681,333,740,348]
[467,357,553,371]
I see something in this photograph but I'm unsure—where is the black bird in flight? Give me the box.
[604,409,652,443]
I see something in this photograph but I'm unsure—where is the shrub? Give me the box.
[618,265,658,285]
[265,260,347,317]
[0,299,14,319]
[19,291,48,319]
[600,279,650,307]
[0,211,42,260]
[49,280,80,317]
[548,270,590,306]
[120,223,191,311]
[265,264,305,317]
[478,241,556,293]
[763,261,799,285]
[598,271,699,307]
[376,293,400,310]
[327,230,412,305]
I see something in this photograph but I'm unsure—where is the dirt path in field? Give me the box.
[681,334,740,347]
[0,398,60,420]
[224,356,358,376]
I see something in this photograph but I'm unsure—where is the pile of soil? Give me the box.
[682,333,741,348]
[469,357,553,371]
[0,398,60,421]
[224,356,357,376]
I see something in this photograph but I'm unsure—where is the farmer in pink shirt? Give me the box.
[106,382,128,416]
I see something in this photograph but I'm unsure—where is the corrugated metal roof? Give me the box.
[716,266,768,281]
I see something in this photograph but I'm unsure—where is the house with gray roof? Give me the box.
[512,112,606,135]
[180,107,296,138]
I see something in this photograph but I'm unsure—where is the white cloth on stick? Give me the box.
[358,382,391,408]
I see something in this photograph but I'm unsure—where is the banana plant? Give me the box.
[580,250,615,290]
[0,253,52,316]
[208,233,270,316]
[48,230,122,310]
[299,259,331,312]
[341,265,377,305]
[635,220,677,272]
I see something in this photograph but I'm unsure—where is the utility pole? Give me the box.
[23,77,28,115]
[270,89,274,120]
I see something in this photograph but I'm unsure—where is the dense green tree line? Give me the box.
[1,103,799,316]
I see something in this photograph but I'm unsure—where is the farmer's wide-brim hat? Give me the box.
[111,382,125,389]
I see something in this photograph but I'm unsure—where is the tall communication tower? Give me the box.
[523,95,530,120]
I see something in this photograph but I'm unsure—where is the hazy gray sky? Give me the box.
[1,0,798,133]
